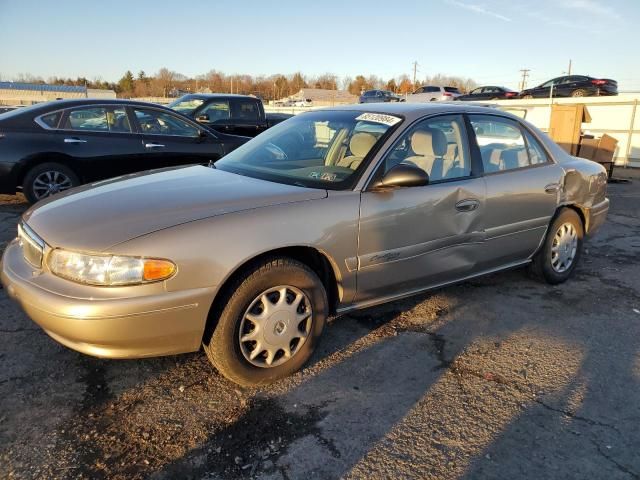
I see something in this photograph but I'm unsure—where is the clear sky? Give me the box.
[1,0,639,90]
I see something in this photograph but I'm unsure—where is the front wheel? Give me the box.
[204,257,328,386]
[22,162,80,204]
[522,94,534,100]
[530,208,584,284]
[571,89,587,97]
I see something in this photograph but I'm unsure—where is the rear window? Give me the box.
[235,100,259,121]
[444,87,461,93]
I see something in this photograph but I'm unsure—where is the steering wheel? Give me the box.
[265,143,288,161]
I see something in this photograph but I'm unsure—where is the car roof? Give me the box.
[2,98,175,114]
[175,93,256,100]
[318,102,514,120]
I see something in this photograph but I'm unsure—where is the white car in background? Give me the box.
[293,99,313,107]
[406,85,462,102]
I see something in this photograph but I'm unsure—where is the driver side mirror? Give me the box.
[370,163,429,190]
[196,114,209,122]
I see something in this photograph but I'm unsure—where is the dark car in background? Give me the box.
[520,75,618,99]
[168,94,292,137]
[0,99,249,203]
[456,86,518,101]
[359,90,403,103]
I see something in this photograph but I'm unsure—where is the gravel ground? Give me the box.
[1,168,639,480]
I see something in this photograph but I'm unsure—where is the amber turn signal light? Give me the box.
[143,259,176,282]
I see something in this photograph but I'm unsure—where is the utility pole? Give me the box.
[519,68,530,91]
[412,61,419,87]
[567,59,572,75]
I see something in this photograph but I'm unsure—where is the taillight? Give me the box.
[505,92,517,97]
[443,92,452,97]
[592,79,607,85]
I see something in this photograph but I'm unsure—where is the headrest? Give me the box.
[501,148,529,168]
[410,128,447,157]
[349,132,377,158]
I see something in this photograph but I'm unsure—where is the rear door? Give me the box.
[230,98,264,137]
[468,114,563,270]
[57,105,145,181]
[131,106,224,169]
[356,114,486,302]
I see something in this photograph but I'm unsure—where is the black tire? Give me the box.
[203,257,328,386]
[571,89,587,98]
[522,94,534,100]
[530,208,584,284]
[22,162,80,204]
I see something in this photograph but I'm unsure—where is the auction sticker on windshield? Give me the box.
[355,113,402,126]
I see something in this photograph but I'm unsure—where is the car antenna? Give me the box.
[207,160,216,169]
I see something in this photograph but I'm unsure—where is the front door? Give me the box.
[131,106,224,169]
[468,114,564,270]
[356,114,486,303]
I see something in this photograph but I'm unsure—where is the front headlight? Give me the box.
[47,249,176,286]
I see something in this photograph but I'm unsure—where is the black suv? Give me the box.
[168,94,291,137]
[520,75,618,99]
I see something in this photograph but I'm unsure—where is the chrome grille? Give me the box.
[18,222,44,268]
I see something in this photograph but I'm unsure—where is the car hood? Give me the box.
[23,166,327,252]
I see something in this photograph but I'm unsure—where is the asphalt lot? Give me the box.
[1,168,639,480]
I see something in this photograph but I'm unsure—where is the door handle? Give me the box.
[64,138,87,144]
[455,198,480,212]
[145,143,165,149]
[544,183,561,193]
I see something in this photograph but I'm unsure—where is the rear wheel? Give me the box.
[22,162,79,204]
[530,208,584,284]
[203,257,328,386]
[522,94,534,100]
[571,89,587,97]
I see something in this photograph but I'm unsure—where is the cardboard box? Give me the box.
[549,104,591,155]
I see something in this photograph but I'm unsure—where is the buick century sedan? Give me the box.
[1,103,609,386]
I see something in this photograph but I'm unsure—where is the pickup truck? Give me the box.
[168,94,292,137]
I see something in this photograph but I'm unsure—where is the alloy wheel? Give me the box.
[32,170,73,200]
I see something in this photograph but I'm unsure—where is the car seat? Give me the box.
[403,128,448,181]
[337,132,377,169]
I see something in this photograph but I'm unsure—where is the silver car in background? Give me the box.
[407,85,462,102]
[2,103,609,386]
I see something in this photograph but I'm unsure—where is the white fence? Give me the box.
[265,94,640,168]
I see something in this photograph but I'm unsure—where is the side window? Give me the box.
[199,100,230,123]
[469,115,536,173]
[234,100,259,121]
[133,108,199,136]
[426,86,440,93]
[383,114,471,182]
[63,107,108,131]
[523,130,549,165]
[107,107,131,133]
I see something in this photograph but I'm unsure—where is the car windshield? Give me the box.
[167,97,205,115]
[215,110,402,190]
[444,87,460,93]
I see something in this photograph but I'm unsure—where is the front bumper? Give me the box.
[585,198,609,235]
[1,239,216,358]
